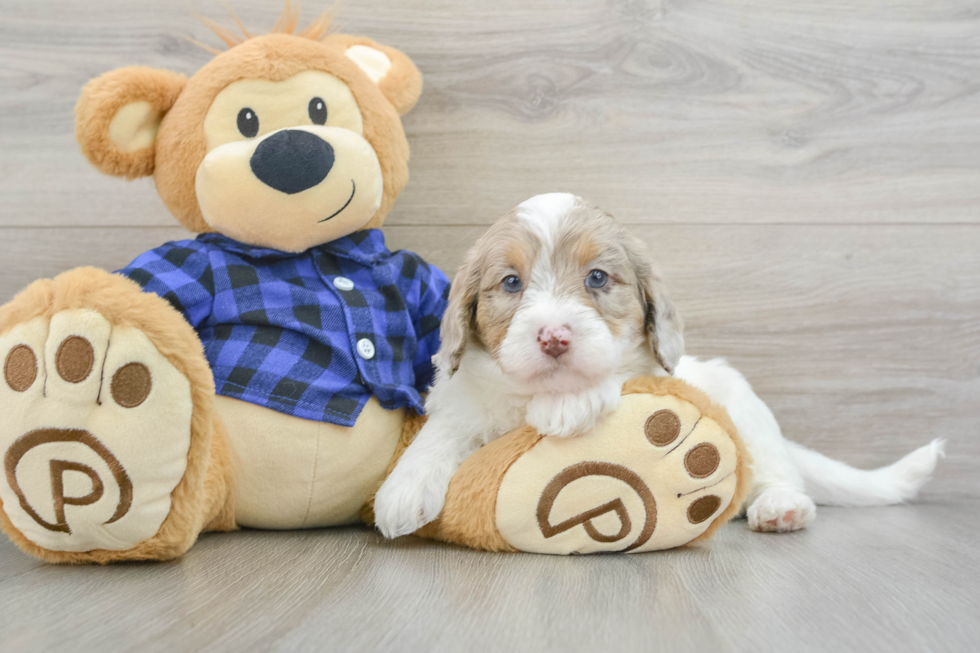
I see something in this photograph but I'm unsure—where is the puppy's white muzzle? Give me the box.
[498,293,621,393]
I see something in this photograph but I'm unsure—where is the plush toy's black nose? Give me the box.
[249,129,334,194]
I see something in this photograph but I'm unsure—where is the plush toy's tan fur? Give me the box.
[75,68,186,180]
[414,428,545,552]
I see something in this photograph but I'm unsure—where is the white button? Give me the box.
[356,338,375,360]
[333,276,354,291]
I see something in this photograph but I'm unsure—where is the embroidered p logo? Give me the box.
[495,393,742,554]
[4,428,133,534]
[535,461,657,552]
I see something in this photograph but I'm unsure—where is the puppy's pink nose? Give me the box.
[538,326,571,358]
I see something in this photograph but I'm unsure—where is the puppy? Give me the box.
[373,193,945,539]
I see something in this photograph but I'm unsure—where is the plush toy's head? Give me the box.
[75,10,422,252]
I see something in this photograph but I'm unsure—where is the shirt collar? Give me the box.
[323,229,390,264]
[197,229,390,264]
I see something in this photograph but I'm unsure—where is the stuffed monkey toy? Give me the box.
[0,11,749,562]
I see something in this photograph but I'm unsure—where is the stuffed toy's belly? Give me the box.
[216,395,405,529]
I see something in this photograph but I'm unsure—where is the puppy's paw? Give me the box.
[373,462,452,539]
[526,380,622,438]
[747,486,816,532]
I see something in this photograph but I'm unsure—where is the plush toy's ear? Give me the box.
[331,36,423,115]
[75,67,186,179]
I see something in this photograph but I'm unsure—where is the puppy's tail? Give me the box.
[787,439,946,507]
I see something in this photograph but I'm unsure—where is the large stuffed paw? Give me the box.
[0,268,226,563]
[0,309,193,554]
[417,377,751,554]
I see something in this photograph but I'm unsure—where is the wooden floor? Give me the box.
[2,501,978,652]
[0,1,978,651]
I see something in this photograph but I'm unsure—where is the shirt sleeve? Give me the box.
[402,252,451,393]
[114,239,215,329]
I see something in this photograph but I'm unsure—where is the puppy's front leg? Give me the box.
[373,414,480,539]
[526,376,624,438]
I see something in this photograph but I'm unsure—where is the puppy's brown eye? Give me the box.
[237,108,259,138]
[308,97,327,125]
[503,275,523,293]
[585,269,608,289]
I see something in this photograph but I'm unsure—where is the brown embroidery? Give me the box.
[536,461,657,552]
[49,460,105,530]
[684,443,720,478]
[541,498,633,543]
[644,409,681,446]
[55,336,94,383]
[4,344,37,392]
[4,428,133,534]
[111,362,152,408]
[687,495,722,524]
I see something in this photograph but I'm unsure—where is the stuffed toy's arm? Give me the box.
[115,240,216,329]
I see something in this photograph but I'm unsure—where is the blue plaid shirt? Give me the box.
[116,230,450,426]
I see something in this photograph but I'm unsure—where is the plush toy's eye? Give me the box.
[237,108,259,138]
[585,269,608,289]
[503,275,523,293]
[308,97,327,125]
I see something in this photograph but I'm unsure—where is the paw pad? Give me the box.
[684,443,720,478]
[748,487,815,532]
[687,495,722,524]
[4,345,37,392]
[110,362,152,408]
[644,409,681,446]
[55,336,94,383]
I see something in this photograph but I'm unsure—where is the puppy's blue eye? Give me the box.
[503,275,523,293]
[585,269,608,289]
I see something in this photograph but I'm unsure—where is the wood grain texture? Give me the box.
[1,501,978,652]
[2,0,980,226]
[0,1,979,650]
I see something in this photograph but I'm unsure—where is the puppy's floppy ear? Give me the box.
[626,236,685,374]
[75,67,186,179]
[436,244,483,377]
[329,35,423,116]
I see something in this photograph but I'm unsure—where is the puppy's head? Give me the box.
[439,193,684,392]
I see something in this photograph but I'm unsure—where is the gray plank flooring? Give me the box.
[2,501,978,653]
[0,1,978,651]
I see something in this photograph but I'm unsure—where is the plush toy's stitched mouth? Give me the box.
[318,179,357,223]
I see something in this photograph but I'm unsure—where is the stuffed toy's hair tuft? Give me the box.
[191,1,335,55]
